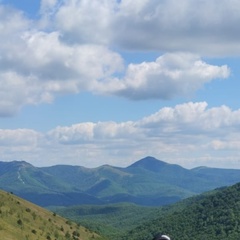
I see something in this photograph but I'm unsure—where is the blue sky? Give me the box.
[0,0,240,169]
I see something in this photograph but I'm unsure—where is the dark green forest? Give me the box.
[54,182,240,240]
[122,183,240,240]
[52,203,159,239]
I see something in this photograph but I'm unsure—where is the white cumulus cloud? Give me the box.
[52,0,240,55]
[103,53,229,100]
[36,102,240,168]
[0,5,123,116]
[1,102,240,168]
[0,1,234,116]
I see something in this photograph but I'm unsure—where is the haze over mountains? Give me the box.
[1,156,240,207]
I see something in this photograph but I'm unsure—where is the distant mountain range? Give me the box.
[1,156,240,207]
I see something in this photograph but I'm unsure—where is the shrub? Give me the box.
[26,208,31,212]
[17,219,23,226]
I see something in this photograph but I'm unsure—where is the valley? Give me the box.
[1,156,240,239]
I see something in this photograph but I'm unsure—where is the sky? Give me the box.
[0,0,240,169]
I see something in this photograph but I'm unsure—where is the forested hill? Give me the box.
[122,182,240,240]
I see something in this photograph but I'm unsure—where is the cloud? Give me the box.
[48,120,140,145]
[54,0,116,45]
[0,5,29,35]
[49,102,240,144]
[0,5,123,116]
[103,53,229,100]
[0,129,41,146]
[0,129,42,162]
[0,15,229,114]
[52,0,240,55]
[40,0,58,13]
[139,102,240,139]
[0,1,234,116]
[39,102,240,168]
[1,102,240,167]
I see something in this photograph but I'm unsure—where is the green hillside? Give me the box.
[122,182,240,240]
[52,203,159,239]
[0,190,105,240]
[53,183,240,240]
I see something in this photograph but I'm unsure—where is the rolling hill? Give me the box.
[0,190,104,240]
[0,156,240,207]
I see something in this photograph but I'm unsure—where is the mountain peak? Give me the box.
[0,160,34,175]
[8,160,33,170]
[127,156,168,172]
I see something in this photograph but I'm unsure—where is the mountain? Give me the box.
[0,156,240,207]
[192,165,240,186]
[0,161,73,193]
[127,156,168,172]
[0,189,104,240]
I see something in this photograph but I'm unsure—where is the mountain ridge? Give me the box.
[1,156,240,207]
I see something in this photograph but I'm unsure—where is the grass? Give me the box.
[0,190,106,240]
